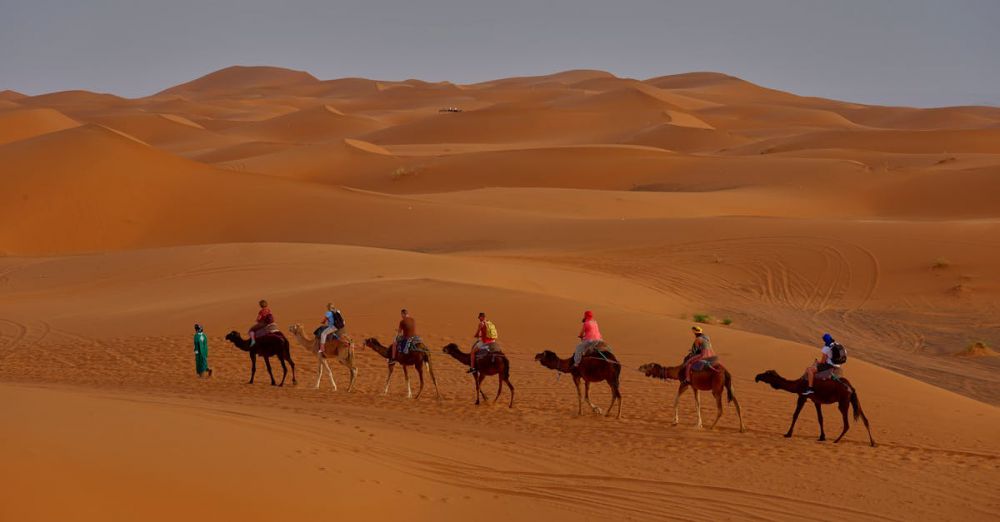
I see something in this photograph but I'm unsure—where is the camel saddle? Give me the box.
[812,366,844,381]
[475,346,503,362]
[400,336,426,354]
[581,341,614,360]
[690,356,720,372]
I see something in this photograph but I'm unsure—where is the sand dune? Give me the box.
[158,65,320,96]
[217,137,399,184]
[0,89,26,101]
[0,107,81,145]
[2,66,999,521]
[746,128,1000,154]
[223,104,386,143]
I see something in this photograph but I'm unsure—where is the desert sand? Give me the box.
[0,66,998,521]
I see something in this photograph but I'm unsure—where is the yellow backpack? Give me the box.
[485,320,499,340]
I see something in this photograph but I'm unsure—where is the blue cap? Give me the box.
[822,333,834,344]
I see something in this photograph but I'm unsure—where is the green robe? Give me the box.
[194,332,209,374]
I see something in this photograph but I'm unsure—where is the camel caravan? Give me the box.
[212,302,875,447]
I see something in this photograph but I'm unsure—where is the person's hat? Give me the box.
[692,325,704,333]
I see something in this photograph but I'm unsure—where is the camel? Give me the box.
[364,338,440,399]
[755,370,876,447]
[224,331,296,386]
[639,362,746,432]
[534,349,622,418]
[442,343,514,407]
[287,324,358,392]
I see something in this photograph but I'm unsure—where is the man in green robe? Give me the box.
[194,324,212,378]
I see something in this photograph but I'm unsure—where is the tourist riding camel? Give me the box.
[468,312,498,374]
[572,310,607,369]
[443,342,514,407]
[314,303,345,354]
[225,330,296,386]
[802,333,847,396]
[682,326,718,384]
[535,347,622,418]
[365,337,439,399]
[288,323,358,392]
[248,299,278,347]
[639,361,746,432]
[390,308,417,364]
[755,369,875,446]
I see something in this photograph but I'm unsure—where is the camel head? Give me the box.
[288,323,303,335]
[224,331,244,344]
[754,370,782,389]
[363,338,382,349]
[442,343,460,355]
[534,350,559,368]
[638,362,666,379]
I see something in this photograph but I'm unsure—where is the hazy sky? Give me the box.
[1,0,998,107]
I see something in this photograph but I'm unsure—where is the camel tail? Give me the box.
[724,370,735,403]
[850,389,863,421]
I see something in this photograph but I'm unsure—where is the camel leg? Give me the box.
[493,374,503,403]
[248,354,256,384]
[584,381,601,414]
[263,356,276,386]
[426,360,441,399]
[673,384,688,425]
[382,363,394,395]
[314,353,324,389]
[853,397,876,447]
[785,395,807,438]
[709,391,724,430]
[833,400,851,443]
[277,357,288,386]
[605,381,618,418]
[505,378,515,408]
[815,401,826,441]
[348,367,358,392]
[475,373,484,405]
[402,365,413,399]
[573,376,583,416]
[414,362,427,400]
[324,358,337,390]
[287,354,296,385]
[693,389,703,428]
[732,395,747,433]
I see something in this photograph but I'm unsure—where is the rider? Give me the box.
[571,310,602,369]
[315,303,341,354]
[682,326,716,384]
[248,299,276,347]
[390,309,416,365]
[802,333,841,396]
[468,312,497,374]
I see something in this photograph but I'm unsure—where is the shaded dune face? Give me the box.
[1,65,999,522]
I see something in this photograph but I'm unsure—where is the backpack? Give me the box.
[485,320,498,340]
[830,342,847,365]
[332,310,345,330]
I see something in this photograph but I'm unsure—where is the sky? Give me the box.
[1,0,998,107]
